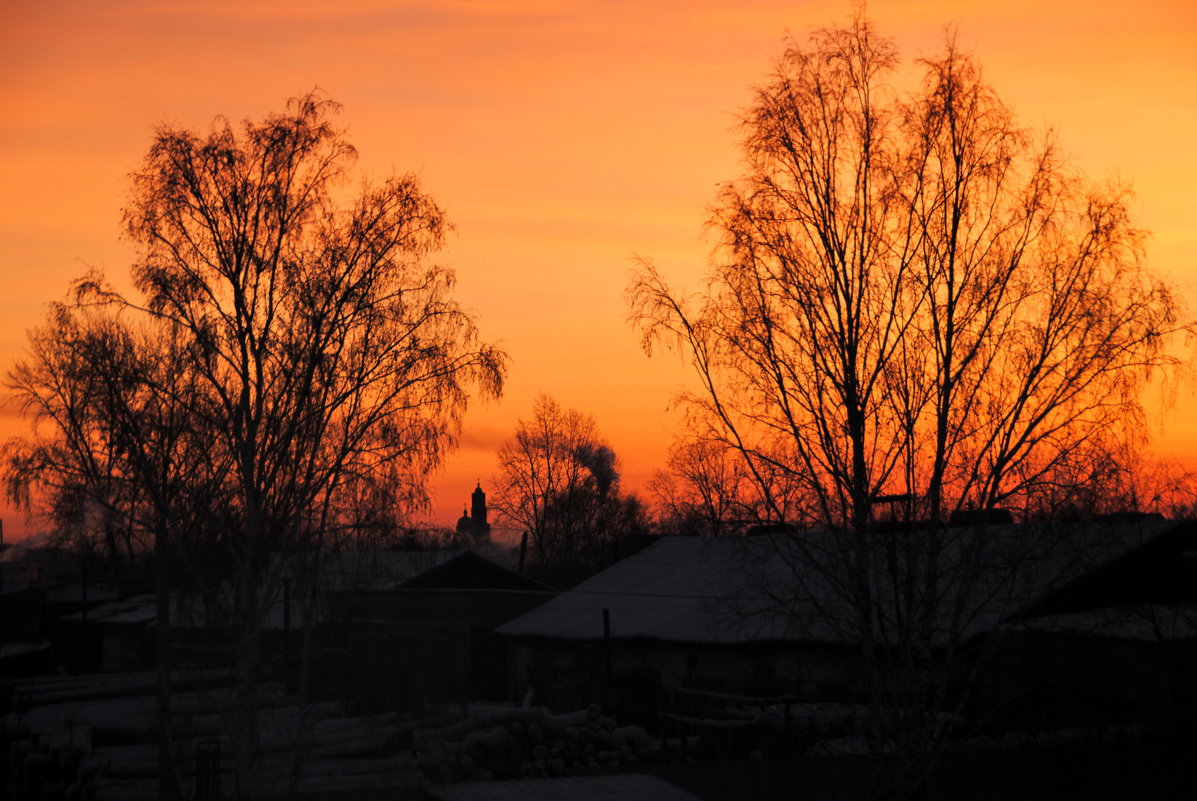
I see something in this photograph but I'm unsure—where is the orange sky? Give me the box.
[2,0,1195,542]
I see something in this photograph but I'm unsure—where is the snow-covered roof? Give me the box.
[497,536,813,644]
[427,773,704,801]
[264,546,521,591]
[94,549,528,631]
[1007,604,1197,642]
[498,519,1181,647]
[0,561,33,594]
[46,584,121,605]
[0,641,51,660]
[61,594,157,627]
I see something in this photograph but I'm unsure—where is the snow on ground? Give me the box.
[427,772,704,801]
[4,672,667,801]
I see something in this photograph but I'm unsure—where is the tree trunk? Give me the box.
[155,529,183,800]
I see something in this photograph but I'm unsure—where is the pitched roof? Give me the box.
[274,549,463,592]
[398,550,549,591]
[166,548,530,630]
[1006,519,1197,620]
[1008,604,1197,642]
[497,536,807,644]
[60,594,157,627]
[497,519,1183,647]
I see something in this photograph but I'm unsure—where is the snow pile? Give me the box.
[956,722,1148,751]
[3,672,664,800]
[409,702,662,783]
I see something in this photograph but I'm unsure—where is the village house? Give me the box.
[497,518,1197,740]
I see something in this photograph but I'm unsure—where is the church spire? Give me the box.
[455,482,491,543]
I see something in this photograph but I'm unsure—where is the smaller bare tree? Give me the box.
[493,394,646,584]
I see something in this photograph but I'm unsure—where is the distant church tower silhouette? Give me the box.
[456,481,491,543]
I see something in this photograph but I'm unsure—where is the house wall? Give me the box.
[329,588,553,627]
[315,620,476,713]
[504,638,860,728]
[974,630,1197,733]
[312,588,556,713]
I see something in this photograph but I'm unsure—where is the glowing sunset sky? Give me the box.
[1,0,1195,541]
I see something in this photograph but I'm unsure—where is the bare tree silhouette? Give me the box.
[492,394,647,585]
[629,15,1184,533]
[650,436,809,536]
[3,92,505,798]
[629,14,1189,799]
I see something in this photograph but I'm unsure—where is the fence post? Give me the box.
[195,739,221,800]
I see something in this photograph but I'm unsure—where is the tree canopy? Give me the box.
[7,92,505,559]
[492,394,647,585]
[630,17,1186,532]
[3,92,505,795]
